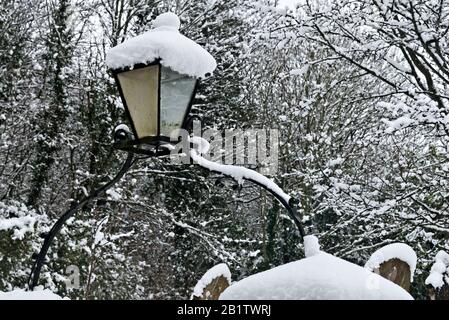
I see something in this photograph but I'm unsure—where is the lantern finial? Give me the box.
[152,12,180,31]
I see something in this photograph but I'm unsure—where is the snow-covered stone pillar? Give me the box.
[365,243,417,292]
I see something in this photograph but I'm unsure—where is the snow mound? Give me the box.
[425,250,449,289]
[192,263,231,298]
[220,253,413,300]
[304,235,320,257]
[365,243,417,281]
[0,288,65,300]
[106,13,216,79]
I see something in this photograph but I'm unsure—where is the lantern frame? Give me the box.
[111,59,199,154]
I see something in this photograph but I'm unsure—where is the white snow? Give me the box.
[0,202,39,240]
[192,263,232,299]
[277,0,301,9]
[114,124,131,133]
[0,216,36,240]
[189,137,291,203]
[290,65,309,77]
[425,250,449,289]
[382,116,415,133]
[220,236,412,300]
[106,12,216,79]
[106,188,121,201]
[93,218,108,247]
[303,235,320,257]
[365,243,417,281]
[0,288,64,300]
[220,251,413,300]
[327,157,344,167]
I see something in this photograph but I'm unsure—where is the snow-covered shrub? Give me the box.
[0,200,49,291]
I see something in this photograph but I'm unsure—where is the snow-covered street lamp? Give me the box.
[28,12,305,292]
[106,12,216,155]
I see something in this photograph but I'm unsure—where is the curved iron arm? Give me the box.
[28,152,134,290]
[184,115,202,132]
[196,166,306,241]
[27,137,305,289]
[183,118,305,238]
[243,177,305,240]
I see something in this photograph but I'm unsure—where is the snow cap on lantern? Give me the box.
[152,12,180,30]
[106,12,216,79]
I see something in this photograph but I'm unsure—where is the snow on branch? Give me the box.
[0,201,44,240]
[189,137,291,203]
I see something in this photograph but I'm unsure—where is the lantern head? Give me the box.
[106,12,216,155]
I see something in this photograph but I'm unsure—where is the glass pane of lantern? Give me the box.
[117,65,159,139]
[160,67,196,137]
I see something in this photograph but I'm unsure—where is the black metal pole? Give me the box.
[28,152,134,290]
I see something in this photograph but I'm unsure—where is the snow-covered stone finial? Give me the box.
[106,12,216,78]
[152,12,180,30]
[304,235,320,258]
